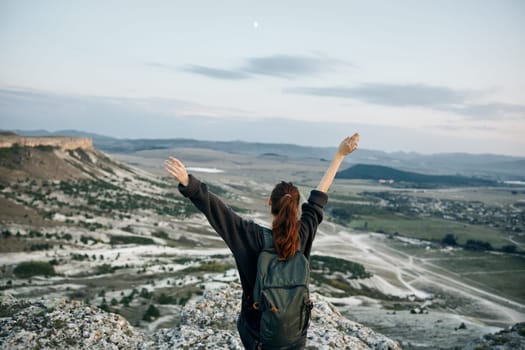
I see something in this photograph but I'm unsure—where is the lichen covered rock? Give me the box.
[462,322,525,350]
[1,283,402,349]
[0,295,144,350]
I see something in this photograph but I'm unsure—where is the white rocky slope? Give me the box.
[1,283,402,350]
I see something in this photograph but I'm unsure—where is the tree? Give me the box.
[142,304,160,321]
[441,233,457,246]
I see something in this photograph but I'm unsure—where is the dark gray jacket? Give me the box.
[178,174,328,332]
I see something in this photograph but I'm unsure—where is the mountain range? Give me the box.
[11,129,525,181]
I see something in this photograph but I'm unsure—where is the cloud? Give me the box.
[242,54,331,78]
[0,87,250,133]
[448,102,525,119]
[182,65,250,80]
[287,83,525,120]
[435,123,494,131]
[288,83,470,107]
[1,87,524,156]
[178,54,342,80]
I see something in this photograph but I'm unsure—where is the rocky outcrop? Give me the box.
[0,135,93,151]
[0,283,402,350]
[0,296,145,350]
[147,284,402,350]
[462,323,525,350]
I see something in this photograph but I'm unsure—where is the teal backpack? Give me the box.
[252,228,313,347]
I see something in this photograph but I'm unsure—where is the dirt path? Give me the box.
[508,235,525,249]
[313,227,525,325]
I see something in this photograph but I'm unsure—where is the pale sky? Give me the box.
[1,0,524,156]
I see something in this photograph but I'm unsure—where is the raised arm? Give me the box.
[317,133,359,193]
[164,157,261,254]
[164,157,189,186]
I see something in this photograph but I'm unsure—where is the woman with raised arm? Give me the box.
[164,133,359,350]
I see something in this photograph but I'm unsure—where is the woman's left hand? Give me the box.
[337,133,359,156]
[164,157,190,186]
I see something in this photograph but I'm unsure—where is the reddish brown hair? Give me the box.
[270,181,300,260]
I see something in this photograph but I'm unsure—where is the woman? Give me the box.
[164,133,359,349]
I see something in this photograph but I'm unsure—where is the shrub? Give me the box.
[0,143,23,164]
[152,231,169,239]
[28,230,43,238]
[157,293,177,304]
[14,261,55,278]
[142,304,160,321]
[501,244,517,253]
[310,255,372,279]
[120,295,133,307]
[464,240,493,251]
[98,301,110,312]
[96,264,116,275]
[140,288,152,299]
[441,233,457,246]
[71,253,89,261]
[35,145,57,152]
[110,235,155,245]
[29,243,53,251]
[184,262,235,273]
[330,208,353,222]
[80,235,93,244]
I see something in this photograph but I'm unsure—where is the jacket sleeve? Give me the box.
[178,174,263,255]
[300,190,328,258]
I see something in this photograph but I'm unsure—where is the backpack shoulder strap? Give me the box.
[260,227,303,254]
[261,227,274,251]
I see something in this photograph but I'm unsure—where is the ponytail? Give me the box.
[270,182,300,260]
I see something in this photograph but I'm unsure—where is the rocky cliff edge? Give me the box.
[0,283,402,350]
[0,134,93,151]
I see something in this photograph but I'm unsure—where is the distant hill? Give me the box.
[336,164,497,187]
[10,129,525,181]
[0,134,139,183]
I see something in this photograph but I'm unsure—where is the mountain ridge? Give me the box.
[8,129,525,180]
[0,134,93,151]
[9,128,523,158]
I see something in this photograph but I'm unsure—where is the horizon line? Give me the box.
[3,128,523,159]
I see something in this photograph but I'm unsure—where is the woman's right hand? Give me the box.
[337,133,360,156]
[164,157,190,186]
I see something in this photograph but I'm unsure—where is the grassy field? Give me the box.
[431,253,525,303]
[349,214,513,248]
[383,239,525,303]
[312,179,525,305]
[459,269,525,302]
